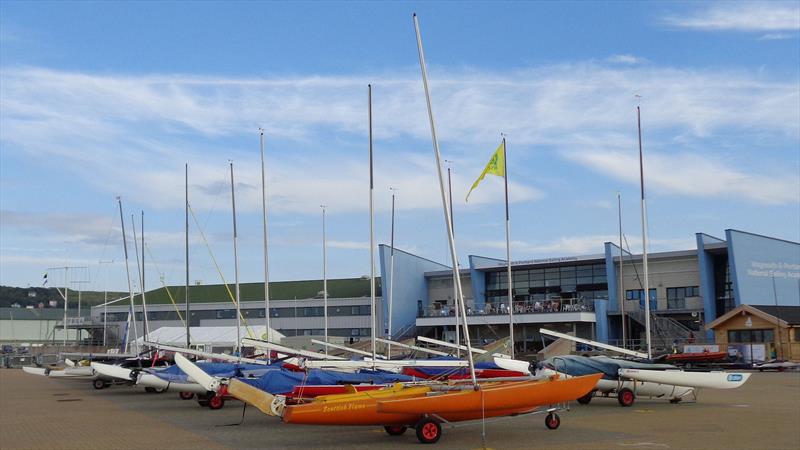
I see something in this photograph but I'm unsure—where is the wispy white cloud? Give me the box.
[662,2,800,32]
[758,32,796,40]
[472,234,697,257]
[606,54,648,65]
[328,240,369,250]
[1,62,797,216]
[562,147,800,205]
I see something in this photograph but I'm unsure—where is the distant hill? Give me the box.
[0,286,126,308]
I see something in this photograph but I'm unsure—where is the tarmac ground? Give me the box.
[1,368,798,450]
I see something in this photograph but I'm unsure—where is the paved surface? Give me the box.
[1,368,798,449]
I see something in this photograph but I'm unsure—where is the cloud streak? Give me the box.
[662,2,800,32]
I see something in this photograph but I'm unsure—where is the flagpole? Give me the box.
[413,13,478,388]
[368,84,377,369]
[637,104,652,359]
[445,160,460,359]
[185,163,190,349]
[260,128,271,341]
[502,136,515,359]
[229,162,242,359]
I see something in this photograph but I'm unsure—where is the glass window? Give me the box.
[530,270,544,281]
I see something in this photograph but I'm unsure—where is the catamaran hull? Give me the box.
[618,368,750,389]
[137,373,208,394]
[281,374,601,426]
[22,367,48,376]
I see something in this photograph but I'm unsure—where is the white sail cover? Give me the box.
[133,326,283,348]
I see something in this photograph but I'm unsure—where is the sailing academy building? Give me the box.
[94,229,798,353]
[379,229,799,352]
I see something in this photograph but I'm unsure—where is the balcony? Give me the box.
[416,299,596,327]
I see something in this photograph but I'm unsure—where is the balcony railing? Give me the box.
[418,299,595,318]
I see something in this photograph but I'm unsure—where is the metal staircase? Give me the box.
[627,307,702,349]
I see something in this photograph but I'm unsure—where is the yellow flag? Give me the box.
[465,141,505,201]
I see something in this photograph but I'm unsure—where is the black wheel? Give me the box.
[545,412,561,430]
[93,379,107,390]
[384,425,408,436]
[577,391,594,405]
[144,387,157,393]
[197,394,210,407]
[208,395,225,410]
[618,388,635,407]
[179,391,194,400]
[415,417,442,444]
[669,397,682,404]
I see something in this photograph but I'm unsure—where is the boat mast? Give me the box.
[229,162,242,358]
[413,13,478,387]
[131,213,150,343]
[368,84,377,368]
[444,160,460,358]
[618,192,626,348]
[185,163,190,349]
[387,187,397,359]
[260,128,271,341]
[637,104,652,359]
[321,204,328,356]
[117,197,140,356]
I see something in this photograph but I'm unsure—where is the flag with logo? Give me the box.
[465,140,505,201]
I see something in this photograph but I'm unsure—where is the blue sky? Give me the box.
[1,1,798,293]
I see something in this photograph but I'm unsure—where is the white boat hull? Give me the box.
[618,368,751,389]
[22,367,48,376]
[137,372,208,394]
[538,368,694,400]
[91,362,135,382]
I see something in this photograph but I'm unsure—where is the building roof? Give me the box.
[750,306,800,325]
[133,277,382,305]
[706,304,800,330]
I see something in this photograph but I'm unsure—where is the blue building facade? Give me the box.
[381,229,799,346]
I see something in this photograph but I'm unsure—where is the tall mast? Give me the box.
[445,161,460,358]
[230,162,242,358]
[117,197,140,356]
[502,136,514,359]
[368,84,377,368]
[321,204,328,356]
[413,13,477,387]
[185,163,190,348]
[388,187,397,359]
[618,192,626,348]
[637,104,652,359]
[63,268,69,346]
[260,129,271,341]
[131,213,150,342]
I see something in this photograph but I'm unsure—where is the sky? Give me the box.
[1,1,798,293]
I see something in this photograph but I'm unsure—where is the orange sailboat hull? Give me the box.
[282,374,601,426]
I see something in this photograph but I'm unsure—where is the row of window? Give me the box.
[103,305,371,322]
[487,265,607,290]
[728,329,774,344]
[278,328,371,337]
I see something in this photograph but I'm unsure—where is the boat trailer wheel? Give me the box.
[93,379,108,390]
[545,412,561,430]
[179,391,195,400]
[208,394,225,410]
[415,417,442,444]
[618,388,635,407]
[383,425,408,436]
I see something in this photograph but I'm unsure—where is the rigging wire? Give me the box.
[143,241,186,327]
[188,203,254,338]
